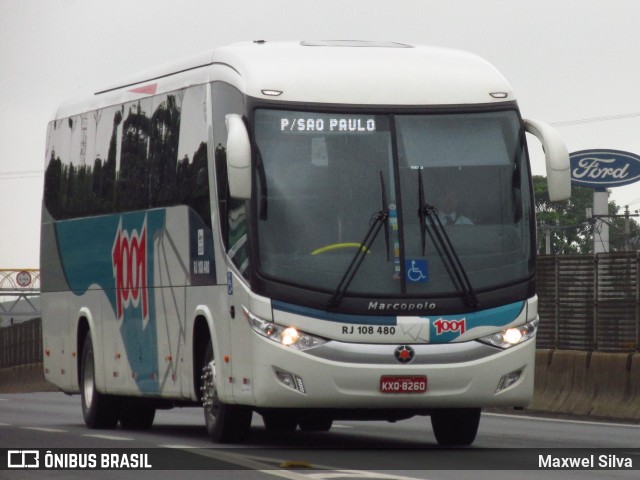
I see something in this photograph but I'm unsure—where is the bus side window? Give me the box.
[177,85,211,227]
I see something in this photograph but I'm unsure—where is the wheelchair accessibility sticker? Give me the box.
[406,259,428,283]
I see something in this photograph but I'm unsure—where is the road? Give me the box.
[1,392,639,479]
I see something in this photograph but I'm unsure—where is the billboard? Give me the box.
[569,149,640,188]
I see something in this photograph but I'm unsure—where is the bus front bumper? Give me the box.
[245,334,535,409]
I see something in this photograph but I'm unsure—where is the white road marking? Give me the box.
[82,434,133,441]
[194,449,313,480]
[180,448,427,480]
[158,444,200,449]
[485,412,640,429]
[306,471,424,479]
[21,427,67,433]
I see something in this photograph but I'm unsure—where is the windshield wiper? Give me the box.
[418,168,427,254]
[328,172,390,309]
[379,171,391,262]
[417,169,479,309]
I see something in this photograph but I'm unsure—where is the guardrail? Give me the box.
[530,349,640,420]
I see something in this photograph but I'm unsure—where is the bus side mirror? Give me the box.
[225,114,252,199]
[524,119,571,202]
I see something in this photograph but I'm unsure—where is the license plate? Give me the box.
[380,375,427,394]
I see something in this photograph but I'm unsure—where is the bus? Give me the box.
[41,40,570,446]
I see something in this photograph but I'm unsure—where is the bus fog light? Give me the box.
[496,369,522,393]
[276,371,295,388]
[275,370,306,394]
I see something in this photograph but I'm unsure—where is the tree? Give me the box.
[149,95,181,208]
[44,151,63,218]
[118,102,150,211]
[533,175,640,253]
[607,202,640,251]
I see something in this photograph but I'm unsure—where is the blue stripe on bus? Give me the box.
[272,300,526,337]
[272,300,397,325]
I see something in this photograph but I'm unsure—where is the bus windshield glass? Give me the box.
[253,108,533,300]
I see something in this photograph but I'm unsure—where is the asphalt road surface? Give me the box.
[1,392,639,480]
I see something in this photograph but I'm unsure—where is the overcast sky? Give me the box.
[1,0,640,269]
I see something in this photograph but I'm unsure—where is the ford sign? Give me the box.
[570,149,640,188]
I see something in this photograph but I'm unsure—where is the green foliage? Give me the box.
[533,175,640,253]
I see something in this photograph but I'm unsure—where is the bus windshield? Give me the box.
[253,108,533,301]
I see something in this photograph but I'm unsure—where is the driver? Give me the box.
[437,190,472,225]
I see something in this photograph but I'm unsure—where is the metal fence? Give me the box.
[0,318,42,368]
[536,251,640,352]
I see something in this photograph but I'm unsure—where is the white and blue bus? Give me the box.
[41,40,570,446]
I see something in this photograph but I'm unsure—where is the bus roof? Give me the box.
[54,40,515,120]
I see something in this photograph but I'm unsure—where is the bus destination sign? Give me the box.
[280,115,376,134]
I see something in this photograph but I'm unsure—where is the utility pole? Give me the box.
[588,205,639,252]
[539,220,561,255]
[545,226,551,255]
[593,190,609,253]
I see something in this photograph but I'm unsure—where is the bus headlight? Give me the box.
[478,319,538,349]
[280,327,300,346]
[243,306,328,350]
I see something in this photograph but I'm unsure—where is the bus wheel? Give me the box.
[119,398,156,430]
[261,410,298,432]
[298,415,332,432]
[80,333,120,429]
[201,342,252,443]
[430,408,481,446]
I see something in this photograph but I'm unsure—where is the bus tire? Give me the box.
[119,398,156,430]
[201,341,252,443]
[80,332,120,429]
[298,415,332,432]
[430,408,481,446]
[261,410,298,432]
